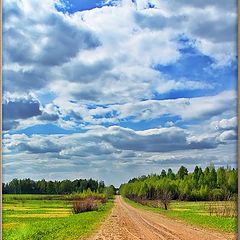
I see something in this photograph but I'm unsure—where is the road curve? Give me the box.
[87,196,236,240]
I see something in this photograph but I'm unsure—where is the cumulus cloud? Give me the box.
[3,99,42,120]
[124,0,237,66]
[3,68,49,92]
[8,90,229,132]
[3,125,223,157]
[217,130,237,142]
[2,97,62,131]
[211,117,237,131]
[101,126,221,152]
[150,155,218,166]
[2,120,19,131]
[4,0,235,98]
[60,90,235,125]
[3,124,235,184]
[15,141,61,154]
[4,1,100,66]
[38,103,60,122]
[52,68,194,104]
[134,12,187,30]
[3,0,100,93]
[38,113,59,121]
[168,0,236,12]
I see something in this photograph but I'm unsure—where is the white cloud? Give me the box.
[29,90,234,129]
[99,90,236,123]
[4,0,236,100]
[3,125,236,184]
[211,117,237,131]
[217,130,237,142]
[2,0,237,183]
[3,125,224,157]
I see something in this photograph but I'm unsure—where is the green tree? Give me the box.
[104,185,116,199]
[167,168,175,180]
[209,166,217,189]
[8,179,20,194]
[59,180,73,194]
[217,167,226,188]
[46,181,56,194]
[160,169,166,178]
[98,181,105,193]
[177,166,188,179]
[227,170,237,194]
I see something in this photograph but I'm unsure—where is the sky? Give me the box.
[2,0,237,186]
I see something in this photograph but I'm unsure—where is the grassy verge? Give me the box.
[3,194,114,240]
[123,197,237,233]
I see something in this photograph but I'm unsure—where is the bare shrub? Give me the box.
[205,201,237,217]
[72,199,98,214]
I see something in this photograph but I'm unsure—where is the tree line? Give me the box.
[3,178,116,195]
[120,165,237,208]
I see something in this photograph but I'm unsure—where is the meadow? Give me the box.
[124,198,237,233]
[2,194,113,240]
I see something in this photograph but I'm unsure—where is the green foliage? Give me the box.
[120,165,237,202]
[160,169,166,178]
[68,189,107,201]
[177,166,188,179]
[167,168,175,180]
[104,185,116,199]
[3,178,115,196]
[227,170,238,193]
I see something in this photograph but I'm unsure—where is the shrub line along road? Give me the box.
[88,196,236,240]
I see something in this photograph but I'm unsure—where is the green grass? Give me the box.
[124,198,237,233]
[3,194,114,240]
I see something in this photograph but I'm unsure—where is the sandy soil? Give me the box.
[87,196,236,240]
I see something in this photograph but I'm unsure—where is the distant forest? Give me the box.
[120,165,237,202]
[3,165,238,201]
[3,178,113,195]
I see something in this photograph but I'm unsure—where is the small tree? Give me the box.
[157,181,172,210]
[159,188,171,210]
[104,185,116,199]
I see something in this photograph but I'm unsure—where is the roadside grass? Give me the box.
[3,194,114,240]
[124,198,237,233]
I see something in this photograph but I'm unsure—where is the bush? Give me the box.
[68,189,107,203]
[210,189,224,201]
[72,199,98,214]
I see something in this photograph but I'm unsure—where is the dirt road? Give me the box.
[88,196,236,240]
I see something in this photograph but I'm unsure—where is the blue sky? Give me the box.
[55,0,114,13]
[2,0,237,186]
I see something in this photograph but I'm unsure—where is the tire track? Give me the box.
[119,197,183,240]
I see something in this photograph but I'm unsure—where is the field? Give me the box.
[2,194,237,240]
[2,194,113,240]
[124,198,237,233]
